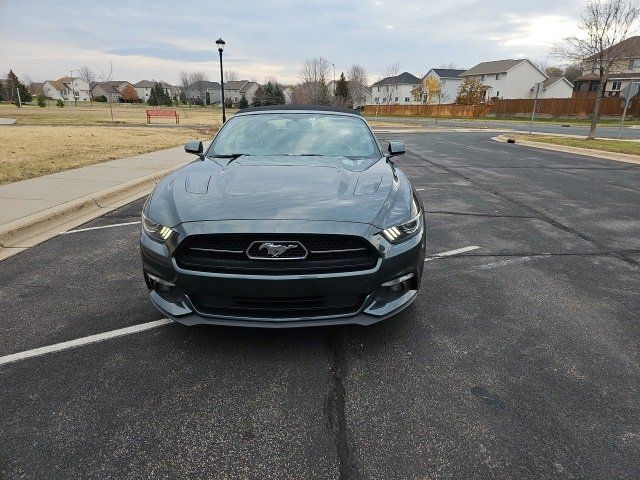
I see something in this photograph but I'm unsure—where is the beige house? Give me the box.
[91,81,135,102]
[224,80,259,104]
[43,77,91,102]
[574,36,640,98]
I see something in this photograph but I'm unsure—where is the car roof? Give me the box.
[236,104,361,116]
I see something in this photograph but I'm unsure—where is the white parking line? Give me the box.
[475,256,533,270]
[62,221,141,234]
[425,245,481,262]
[0,319,172,367]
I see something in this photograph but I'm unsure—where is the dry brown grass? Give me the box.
[0,102,234,127]
[510,134,640,156]
[0,125,215,184]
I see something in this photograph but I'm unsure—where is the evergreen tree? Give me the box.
[251,85,265,106]
[6,70,32,105]
[148,84,158,106]
[334,72,350,106]
[273,84,286,105]
[239,94,249,109]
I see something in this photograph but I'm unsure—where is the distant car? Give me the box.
[140,105,425,327]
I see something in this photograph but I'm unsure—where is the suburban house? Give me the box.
[460,59,550,100]
[414,68,466,103]
[573,36,640,98]
[90,81,135,102]
[134,80,180,102]
[536,77,574,99]
[370,72,421,105]
[184,80,221,104]
[43,76,91,102]
[224,80,259,104]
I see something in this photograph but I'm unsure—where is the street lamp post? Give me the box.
[324,59,336,95]
[216,38,226,123]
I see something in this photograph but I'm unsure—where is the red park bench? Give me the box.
[146,109,180,124]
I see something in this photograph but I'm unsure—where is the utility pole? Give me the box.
[618,81,640,138]
[16,87,22,108]
[529,82,542,135]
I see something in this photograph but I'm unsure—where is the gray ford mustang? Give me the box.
[140,105,425,327]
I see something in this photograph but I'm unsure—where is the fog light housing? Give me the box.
[381,273,415,297]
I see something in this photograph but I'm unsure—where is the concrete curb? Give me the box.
[493,134,640,166]
[0,162,188,261]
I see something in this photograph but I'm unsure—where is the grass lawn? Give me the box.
[0,102,234,127]
[510,134,640,156]
[0,125,215,184]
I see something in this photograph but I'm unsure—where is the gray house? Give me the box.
[91,81,135,102]
[185,80,221,104]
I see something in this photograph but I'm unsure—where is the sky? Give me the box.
[0,0,585,85]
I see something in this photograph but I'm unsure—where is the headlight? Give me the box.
[141,213,173,242]
[381,213,422,244]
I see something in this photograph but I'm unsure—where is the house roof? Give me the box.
[240,81,258,93]
[92,81,129,94]
[186,80,221,90]
[45,79,68,92]
[461,59,527,76]
[586,35,640,60]
[541,77,573,89]
[371,72,421,87]
[134,80,155,88]
[430,68,466,79]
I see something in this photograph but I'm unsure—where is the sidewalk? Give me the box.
[0,145,194,260]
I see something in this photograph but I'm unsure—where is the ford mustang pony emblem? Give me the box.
[259,242,298,257]
[245,240,308,260]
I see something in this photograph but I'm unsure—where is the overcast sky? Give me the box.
[0,0,585,85]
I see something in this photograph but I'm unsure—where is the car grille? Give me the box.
[175,234,379,275]
[189,293,366,319]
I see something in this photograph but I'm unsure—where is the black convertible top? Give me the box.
[237,104,361,115]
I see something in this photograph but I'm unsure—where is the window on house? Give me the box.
[404,97,410,102]
[589,82,600,91]
[374,97,379,103]
[394,97,398,102]
[495,73,500,80]
[612,80,622,91]
[629,59,640,69]
[481,74,485,81]
[496,91,500,97]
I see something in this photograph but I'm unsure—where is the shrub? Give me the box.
[56,99,64,107]
[95,95,107,102]
[36,95,46,107]
[239,94,249,109]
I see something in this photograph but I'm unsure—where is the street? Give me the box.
[370,115,640,139]
[1,132,639,479]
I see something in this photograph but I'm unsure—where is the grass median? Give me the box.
[0,125,215,184]
[0,102,232,127]
[510,134,640,156]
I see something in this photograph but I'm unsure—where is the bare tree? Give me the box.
[439,62,459,69]
[97,62,115,121]
[380,63,399,105]
[224,70,239,82]
[296,57,330,104]
[78,66,96,106]
[552,0,640,138]
[348,64,369,107]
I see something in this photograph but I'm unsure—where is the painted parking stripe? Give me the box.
[62,221,141,234]
[475,256,533,270]
[425,245,481,262]
[0,319,172,367]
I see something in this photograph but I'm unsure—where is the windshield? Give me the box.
[208,113,381,163]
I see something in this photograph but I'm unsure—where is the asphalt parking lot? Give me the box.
[1,132,639,479]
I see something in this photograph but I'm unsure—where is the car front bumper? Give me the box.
[140,219,425,328]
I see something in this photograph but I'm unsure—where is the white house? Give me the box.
[134,80,179,102]
[418,68,465,103]
[460,59,548,100]
[536,77,574,99]
[224,80,259,104]
[370,72,421,105]
[43,77,91,102]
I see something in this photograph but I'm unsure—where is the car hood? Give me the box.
[148,156,414,229]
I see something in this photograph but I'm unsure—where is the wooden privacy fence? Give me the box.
[363,97,640,118]
[362,104,491,118]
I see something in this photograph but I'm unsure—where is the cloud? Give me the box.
[0,0,587,84]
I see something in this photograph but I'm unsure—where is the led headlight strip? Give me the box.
[381,214,421,244]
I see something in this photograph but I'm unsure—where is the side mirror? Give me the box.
[387,141,406,156]
[184,140,204,156]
